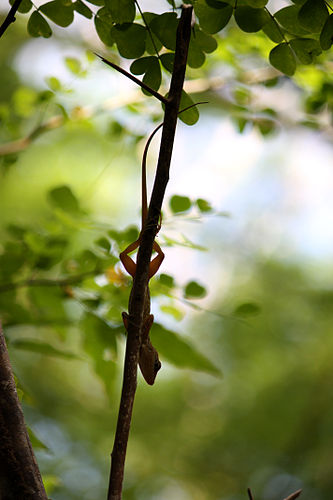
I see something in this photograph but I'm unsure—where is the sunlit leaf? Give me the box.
[196,198,213,213]
[170,195,192,213]
[45,76,62,91]
[160,305,184,321]
[65,57,86,76]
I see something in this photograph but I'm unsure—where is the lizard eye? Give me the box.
[154,359,161,374]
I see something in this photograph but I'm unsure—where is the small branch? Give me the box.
[247,488,254,500]
[94,53,168,104]
[0,0,23,38]
[0,323,48,499]
[107,5,193,500]
[0,270,96,294]
[284,490,302,500]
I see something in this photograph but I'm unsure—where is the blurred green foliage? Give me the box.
[1,1,333,499]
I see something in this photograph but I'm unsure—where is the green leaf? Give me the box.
[74,249,99,272]
[95,10,115,46]
[48,185,80,213]
[27,11,52,38]
[142,59,161,95]
[11,339,80,359]
[289,38,322,64]
[269,43,296,76]
[298,0,328,33]
[160,305,184,321]
[234,302,261,317]
[262,16,284,43]
[153,324,221,376]
[234,6,269,33]
[94,236,112,253]
[0,242,28,279]
[73,0,92,18]
[39,1,74,27]
[196,198,213,212]
[274,6,309,36]
[150,12,178,50]
[28,427,48,450]
[170,195,192,213]
[320,14,333,50]
[194,1,233,34]
[65,57,86,76]
[13,87,37,117]
[10,0,33,13]
[130,56,162,95]
[178,91,199,125]
[184,281,207,299]
[28,287,68,321]
[81,312,118,397]
[159,273,175,288]
[141,12,163,55]
[105,0,135,23]
[160,53,175,73]
[85,0,104,4]
[112,23,146,59]
[45,76,62,91]
[241,0,268,6]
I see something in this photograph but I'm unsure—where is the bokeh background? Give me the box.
[1,1,333,499]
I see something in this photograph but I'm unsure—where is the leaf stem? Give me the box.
[94,53,168,104]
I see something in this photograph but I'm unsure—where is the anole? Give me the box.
[120,123,165,385]
[120,104,205,385]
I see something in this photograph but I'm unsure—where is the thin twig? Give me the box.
[0,0,23,38]
[94,53,168,104]
[284,490,302,500]
[134,0,161,62]
[0,323,48,499]
[107,5,193,500]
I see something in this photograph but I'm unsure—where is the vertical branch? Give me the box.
[0,324,48,500]
[107,5,193,500]
[0,0,23,38]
